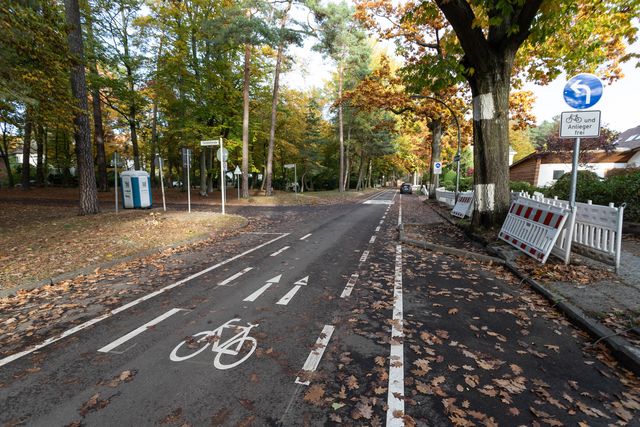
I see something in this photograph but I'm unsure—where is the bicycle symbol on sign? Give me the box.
[169,318,258,370]
[565,113,582,124]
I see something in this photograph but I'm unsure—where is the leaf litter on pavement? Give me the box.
[298,197,640,425]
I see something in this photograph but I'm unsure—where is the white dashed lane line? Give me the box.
[359,251,369,263]
[295,325,335,385]
[369,236,376,244]
[339,273,359,298]
[270,246,291,257]
[218,267,253,286]
[276,276,309,305]
[300,233,312,240]
[98,308,186,354]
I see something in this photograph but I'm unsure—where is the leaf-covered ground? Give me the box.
[297,195,640,425]
[0,203,246,290]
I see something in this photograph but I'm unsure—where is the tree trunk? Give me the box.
[199,149,207,196]
[36,125,45,186]
[65,0,99,214]
[338,63,344,192]
[21,108,33,190]
[265,0,292,197]
[428,119,443,191]
[207,147,214,193]
[1,127,14,188]
[367,159,372,189]
[468,63,512,227]
[241,43,251,198]
[87,15,108,191]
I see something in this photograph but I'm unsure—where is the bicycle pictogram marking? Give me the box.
[565,113,582,124]
[169,318,258,370]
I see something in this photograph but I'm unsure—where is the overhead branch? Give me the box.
[434,0,491,70]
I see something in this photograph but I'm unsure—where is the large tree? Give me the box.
[65,0,99,214]
[433,0,639,226]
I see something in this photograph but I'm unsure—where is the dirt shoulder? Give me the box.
[0,187,383,292]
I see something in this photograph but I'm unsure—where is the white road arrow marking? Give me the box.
[276,286,301,305]
[294,276,309,286]
[243,275,282,302]
[570,81,591,105]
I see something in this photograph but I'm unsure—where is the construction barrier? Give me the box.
[499,197,571,263]
[518,193,626,272]
[451,193,474,218]
[435,187,456,207]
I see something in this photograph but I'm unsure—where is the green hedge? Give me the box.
[543,170,640,222]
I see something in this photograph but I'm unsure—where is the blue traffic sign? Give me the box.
[563,73,603,109]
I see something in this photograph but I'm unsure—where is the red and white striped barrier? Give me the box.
[451,193,474,218]
[499,198,571,263]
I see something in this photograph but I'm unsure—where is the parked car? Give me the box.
[400,182,412,194]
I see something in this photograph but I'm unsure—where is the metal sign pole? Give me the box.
[294,164,297,194]
[114,152,118,214]
[220,138,226,215]
[187,150,191,213]
[569,137,580,209]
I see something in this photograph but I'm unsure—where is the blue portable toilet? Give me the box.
[120,171,152,208]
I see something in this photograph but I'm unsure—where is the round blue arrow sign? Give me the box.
[563,73,603,109]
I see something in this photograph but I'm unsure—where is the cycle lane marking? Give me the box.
[294,324,335,385]
[243,275,282,302]
[98,308,187,354]
[386,244,405,426]
[276,276,309,305]
[218,267,253,286]
[270,246,291,257]
[339,273,359,299]
[0,232,289,369]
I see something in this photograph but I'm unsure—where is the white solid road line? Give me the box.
[359,251,369,263]
[98,308,185,353]
[270,246,291,257]
[276,285,302,305]
[386,245,405,426]
[0,232,290,369]
[300,233,312,240]
[340,273,359,298]
[218,267,253,286]
[243,274,282,302]
[294,325,335,385]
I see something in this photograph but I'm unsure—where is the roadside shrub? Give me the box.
[603,170,640,222]
[509,181,543,194]
[544,170,606,204]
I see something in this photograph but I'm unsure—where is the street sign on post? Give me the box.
[560,111,601,138]
[433,161,442,175]
[563,73,603,110]
[234,166,242,199]
[200,138,220,146]
[216,148,229,162]
[181,148,192,213]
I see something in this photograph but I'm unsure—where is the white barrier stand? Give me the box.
[499,198,571,263]
[451,193,474,218]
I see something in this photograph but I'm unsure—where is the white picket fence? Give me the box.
[515,193,626,272]
[435,187,456,207]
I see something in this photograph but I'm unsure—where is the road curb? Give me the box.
[422,200,640,377]
[398,223,506,265]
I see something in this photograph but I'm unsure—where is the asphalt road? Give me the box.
[0,190,397,426]
[1,190,638,426]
